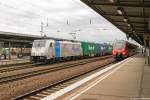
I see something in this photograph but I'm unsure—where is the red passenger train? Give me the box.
[112,40,138,60]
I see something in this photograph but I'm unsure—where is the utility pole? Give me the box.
[46,18,49,27]
[90,19,92,24]
[40,22,44,37]
[67,20,69,25]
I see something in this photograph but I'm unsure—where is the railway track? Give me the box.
[0,63,35,73]
[0,56,110,73]
[13,57,116,100]
[0,55,112,84]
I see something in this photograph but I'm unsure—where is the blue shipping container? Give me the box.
[55,41,60,59]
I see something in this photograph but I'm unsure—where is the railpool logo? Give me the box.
[88,46,94,50]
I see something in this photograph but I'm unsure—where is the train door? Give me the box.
[55,41,60,60]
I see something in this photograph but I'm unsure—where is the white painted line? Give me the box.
[42,58,132,100]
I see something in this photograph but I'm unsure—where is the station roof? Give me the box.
[81,0,150,45]
[0,31,42,43]
[0,31,80,44]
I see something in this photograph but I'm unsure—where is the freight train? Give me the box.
[112,40,138,60]
[31,39,112,64]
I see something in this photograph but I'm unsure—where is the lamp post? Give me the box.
[40,18,49,38]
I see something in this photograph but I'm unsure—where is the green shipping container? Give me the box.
[107,45,112,54]
[81,42,97,56]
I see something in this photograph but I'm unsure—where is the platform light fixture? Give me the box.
[117,7,123,15]
[123,18,128,22]
[109,0,114,3]
[128,24,131,27]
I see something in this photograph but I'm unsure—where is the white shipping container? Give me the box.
[60,41,73,57]
[59,41,82,58]
[72,42,83,56]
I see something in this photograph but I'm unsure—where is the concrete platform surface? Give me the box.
[62,55,150,100]
[0,56,30,66]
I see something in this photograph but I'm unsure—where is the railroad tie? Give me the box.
[42,91,51,95]
[46,89,56,93]
[30,96,41,100]
[36,93,47,97]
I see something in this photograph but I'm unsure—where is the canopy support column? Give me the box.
[144,34,150,65]
[8,42,11,60]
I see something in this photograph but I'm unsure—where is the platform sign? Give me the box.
[144,34,149,40]
[144,35,150,47]
[148,15,150,30]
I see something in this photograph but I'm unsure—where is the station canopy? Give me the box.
[0,31,42,43]
[0,31,81,47]
[0,31,42,47]
[81,0,150,45]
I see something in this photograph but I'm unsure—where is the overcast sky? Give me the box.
[0,0,129,43]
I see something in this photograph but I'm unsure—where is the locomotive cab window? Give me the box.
[114,41,125,50]
[33,40,46,48]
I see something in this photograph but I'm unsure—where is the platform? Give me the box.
[0,56,30,66]
[54,54,150,100]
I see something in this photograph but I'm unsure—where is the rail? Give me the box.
[0,56,112,84]
[13,56,115,100]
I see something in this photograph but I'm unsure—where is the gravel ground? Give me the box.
[0,57,114,100]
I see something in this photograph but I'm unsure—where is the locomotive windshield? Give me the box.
[32,40,46,48]
[114,41,125,50]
